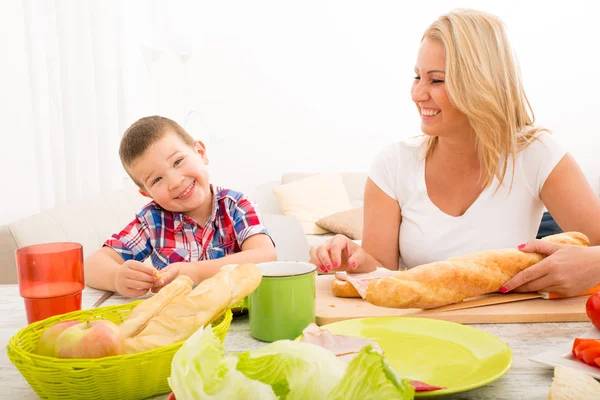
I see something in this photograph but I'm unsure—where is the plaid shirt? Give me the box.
[104,185,271,269]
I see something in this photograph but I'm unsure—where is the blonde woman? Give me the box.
[309,9,600,297]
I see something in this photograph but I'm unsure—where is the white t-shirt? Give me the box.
[369,132,566,269]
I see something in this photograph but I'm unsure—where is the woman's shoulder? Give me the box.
[517,129,564,159]
[376,136,426,162]
[400,135,427,150]
[370,136,425,196]
[515,128,567,193]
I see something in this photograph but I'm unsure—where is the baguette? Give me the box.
[122,263,261,353]
[332,268,399,298]
[332,278,361,298]
[366,232,590,309]
[119,275,193,338]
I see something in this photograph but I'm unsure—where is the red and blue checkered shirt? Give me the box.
[104,185,271,269]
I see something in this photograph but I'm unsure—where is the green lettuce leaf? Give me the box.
[235,340,347,399]
[326,345,415,400]
[169,327,415,400]
[168,325,277,399]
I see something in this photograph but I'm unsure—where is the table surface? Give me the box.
[0,284,593,399]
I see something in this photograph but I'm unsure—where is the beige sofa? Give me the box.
[0,185,311,284]
[3,168,598,284]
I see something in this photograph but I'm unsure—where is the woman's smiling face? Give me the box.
[411,39,471,137]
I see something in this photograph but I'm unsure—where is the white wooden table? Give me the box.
[0,284,593,399]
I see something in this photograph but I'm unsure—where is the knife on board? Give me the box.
[92,291,115,308]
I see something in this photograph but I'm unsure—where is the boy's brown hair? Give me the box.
[120,116,196,187]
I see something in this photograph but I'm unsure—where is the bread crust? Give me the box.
[365,232,590,309]
[118,275,194,338]
[122,264,262,353]
[332,278,361,298]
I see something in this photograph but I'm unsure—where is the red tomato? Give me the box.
[586,292,600,329]
[575,340,600,361]
[573,338,598,355]
[581,346,600,366]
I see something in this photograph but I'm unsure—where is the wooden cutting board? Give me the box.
[315,275,590,325]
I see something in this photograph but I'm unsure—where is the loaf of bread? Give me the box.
[332,268,400,298]
[120,263,261,353]
[366,232,590,309]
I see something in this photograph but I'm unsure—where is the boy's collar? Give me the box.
[162,184,219,234]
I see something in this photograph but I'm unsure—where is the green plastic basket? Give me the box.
[6,301,232,400]
[230,296,248,314]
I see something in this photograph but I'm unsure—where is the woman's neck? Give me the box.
[431,133,479,172]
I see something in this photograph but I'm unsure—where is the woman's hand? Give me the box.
[309,234,374,274]
[502,240,600,297]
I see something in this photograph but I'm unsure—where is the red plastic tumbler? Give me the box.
[16,242,85,324]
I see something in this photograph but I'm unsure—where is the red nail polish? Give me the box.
[326,264,331,270]
[517,244,526,250]
[319,265,325,272]
[333,260,339,268]
[500,286,508,293]
[351,260,357,269]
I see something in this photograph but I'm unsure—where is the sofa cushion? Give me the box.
[305,234,362,248]
[282,172,367,209]
[261,214,310,262]
[8,188,149,261]
[316,208,363,240]
[273,173,353,234]
[0,225,18,284]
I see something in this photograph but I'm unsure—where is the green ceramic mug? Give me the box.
[249,261,316,342]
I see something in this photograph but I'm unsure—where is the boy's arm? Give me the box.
[86,246,159,296]
[85,247,126,291]
[158,234,276,286]
[86,215,155,294]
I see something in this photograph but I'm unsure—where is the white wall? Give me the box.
[142,0,600,196]
[0,1,39,223]
[1,0,600,225]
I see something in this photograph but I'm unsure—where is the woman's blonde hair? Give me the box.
[423,9,546,189]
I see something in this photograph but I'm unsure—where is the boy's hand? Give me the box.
[151,262,186,292]
[114,260,158,297]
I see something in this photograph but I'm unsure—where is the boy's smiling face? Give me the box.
[130,132,212,221]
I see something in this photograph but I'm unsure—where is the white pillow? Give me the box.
[272,173,353,234]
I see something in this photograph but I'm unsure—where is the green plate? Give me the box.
[320,317,512,397]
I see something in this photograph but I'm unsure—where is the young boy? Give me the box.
[85,116,276,297]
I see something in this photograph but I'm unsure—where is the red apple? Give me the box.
[35,320,81,357]
[55,320,125,358]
